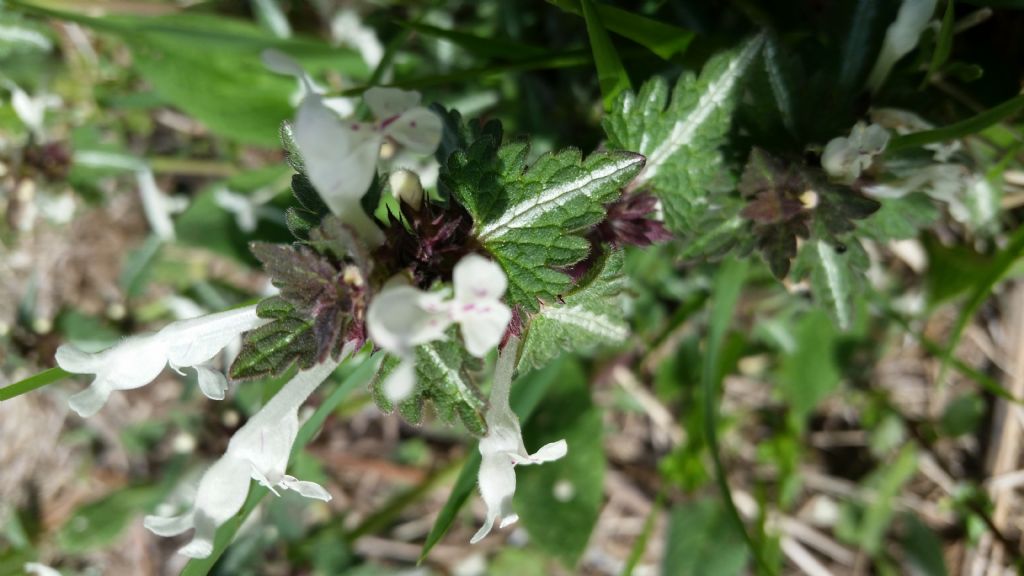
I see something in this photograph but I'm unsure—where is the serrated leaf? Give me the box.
[230,299,318,380]
[251,242,339,309]
[859,192,939,241]
[604,36,763,234]
[793,234,870,331]
[372,336,487,435]
[519,251,630,370]
[440,116,644,309]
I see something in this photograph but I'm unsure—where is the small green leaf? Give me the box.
[372,336,487,436]
[580,0,631,110]
[901,514,949,576]
[859,193,940,241]
[519,251,630,370]
[604,37,763,235]
[779,309,840,421]
[518,359,606,566]
[662,499,750,576]
[229,298,317,380]
[939,394,985,437]
[793,235,870,331]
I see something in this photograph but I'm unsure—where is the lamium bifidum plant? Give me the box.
[4,0,1024,573]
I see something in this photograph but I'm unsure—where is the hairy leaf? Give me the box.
[439,112,644,309]
[519,251,630,370]
[793,230,871,331]
[371,335,487,436]
[604,36,764,235]
[230,297,318,380]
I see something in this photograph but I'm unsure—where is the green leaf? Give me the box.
[418,358,561,561]
[887,93,1024,153]
[519,250,630,371]
[372,335,487,436]
[518,359,606,566]
[859,193,940,241]
[604,36,764,235]
[779,309,840,421]
[839,0,884,92]
[662,499,750,576]
[901,514,949,576]
[441,116,643,309]
[57,484,172,553]
[939,394,985,437]
[546,0,694,60]
[182,356,378,575]
[794,236,869,332]
[580,0,631,110]
[229,297,317,380]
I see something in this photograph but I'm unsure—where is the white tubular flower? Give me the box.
[137,168,188,241]
[366,254,513,402]
[471,336,567,544]
[262,50,442,247]
[821,122,890,183]
[144,357,343,558]
[450,255,513,358]
[55,306,265,417]
[867,0,937,92]
[5,82,60,140]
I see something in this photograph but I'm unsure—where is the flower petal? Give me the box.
[458,303,512,358]
[54,344,104,373]
[163,305,264,368]
[471,454,517,544]
[364,86,420,120]
[453,254,508,303]
[382,356,417,403]
[383,106,442,155]
[280,475,332,501]
[194,366,228,401]
[509,439,568,465]
[142,511,195,537]
[294,93,385,245]
[367,285,452,354]
[59,336,169,417]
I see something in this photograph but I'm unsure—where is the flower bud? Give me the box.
[389,169,423,210]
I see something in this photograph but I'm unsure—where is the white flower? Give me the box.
[213,185,280,233]
[137,168,188,241]
[366,254,512,402]
[144,356,347,558]
[55,306,265,417]
[821,122,890,183]
[471,336,566,544]
[867,0,937,92]
[4,81,60,140]
[262,50,442,247]
[870,108,961,162]
[389,168,424,210]
[330,9,384,71]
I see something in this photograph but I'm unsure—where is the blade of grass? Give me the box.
[937,224,1024,388]
[702,258,774,576]
[546,0,694,60]
[342,49,592,96]
[887,93,1024,152]
[0,367,70,402]
[417,352,561,562]
[398,21,549,61]
[921,0,955,88]
[580,0,632,110]
[180,355,380,576]
[621,491,663,576]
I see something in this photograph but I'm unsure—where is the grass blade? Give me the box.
[547,0,694,60]
[399,21,548,60]
[922,0,955,86]
[887,93,1024,152]
[702,258,774,575]
[580,0,632,110]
